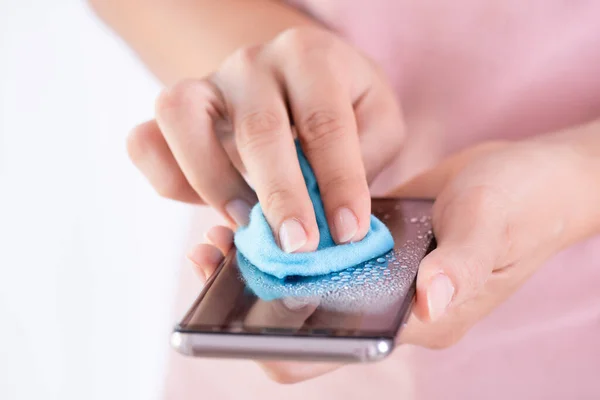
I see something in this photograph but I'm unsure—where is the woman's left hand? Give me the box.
[392,131,600,348]
[188,122,600,383]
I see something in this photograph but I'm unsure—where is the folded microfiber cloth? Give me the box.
[234,142,394,279]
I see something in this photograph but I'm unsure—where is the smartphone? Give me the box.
[171,198,435,363]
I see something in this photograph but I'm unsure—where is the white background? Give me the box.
[0,1,193,399]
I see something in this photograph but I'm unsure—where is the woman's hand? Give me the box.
[393,134,600,346]
[128,26,405,252]
[188,122,600,383]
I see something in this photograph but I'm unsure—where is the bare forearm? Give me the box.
[89,0,317,84]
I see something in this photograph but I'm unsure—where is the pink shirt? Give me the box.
[166,1,600,398]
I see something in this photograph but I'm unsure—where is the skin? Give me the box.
[90,0,600,385]
[148,27,404,252]
[91,0,404,252]
[190,121,600,383]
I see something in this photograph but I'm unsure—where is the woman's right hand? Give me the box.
[127,26,405,252]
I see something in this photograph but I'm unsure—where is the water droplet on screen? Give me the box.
[410,217,418,223]
[376,257,385,263]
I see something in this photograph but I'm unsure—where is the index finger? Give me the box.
[215,48,320,254]
[273,33,372,245]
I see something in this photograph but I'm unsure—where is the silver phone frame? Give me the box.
[171,198,433,363]
[171,331,396,362]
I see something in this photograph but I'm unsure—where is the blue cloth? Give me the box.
[236,251,393,301]
[234,142,394,279]
[236,251,403,313]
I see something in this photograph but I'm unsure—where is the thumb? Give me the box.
[414,187,511,322]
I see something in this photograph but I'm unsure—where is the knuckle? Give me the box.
[237,110,284,150]
[262,184,294,216]
[223,45,263,73]
[155,79,212,117]
[300,110,346,147]
[273,27,316,54]
[319,172,365,199]
[235,45,262,65]
[272,27,336,61]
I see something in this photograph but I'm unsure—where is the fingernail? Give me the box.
[225,199,252,227]
[279,218,307,253]
[334,207,358,243]
[427,273,455,321]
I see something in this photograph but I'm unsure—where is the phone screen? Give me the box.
[177,198,435,339]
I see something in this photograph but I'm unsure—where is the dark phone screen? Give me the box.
[177,199,435,338]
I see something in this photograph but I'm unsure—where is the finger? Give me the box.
[204,225,235,255]
[155,79,257,227]
[191,255,245,325]
[127,120,204,204]
[258,361,341,384]
[399,306,477,349]
[216,47,319,253]
[187,243,224,282]
[413,185,511,322]
[400,261,531,349]
[275,33,371,244]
